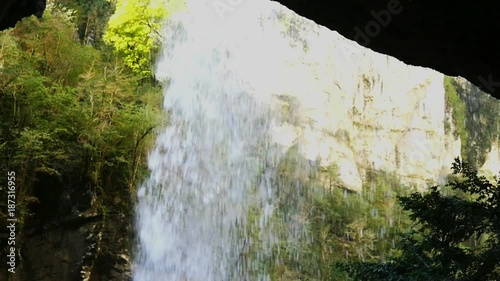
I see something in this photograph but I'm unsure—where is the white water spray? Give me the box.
[133,2,295,280]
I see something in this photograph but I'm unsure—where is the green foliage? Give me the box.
[11,11,100,86]
[0,7,163,230]
[255,147,412,281]
[444,76,468,160]
[345,158,500,280]
[50,0,114,47]
[444,76,500,168]
[103,0,185,76]
[458,83,500,169]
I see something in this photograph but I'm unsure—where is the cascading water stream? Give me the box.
[133,1,296,280]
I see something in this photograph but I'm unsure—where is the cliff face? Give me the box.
[1,187,134,281]
[262,4,498,191]
[272,0,500,99]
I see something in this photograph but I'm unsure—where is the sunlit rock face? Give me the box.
[273,0,500,98]
[480,143,500,180]
[266,5,497,191]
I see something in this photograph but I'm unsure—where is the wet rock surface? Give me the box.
[0,183,134,281]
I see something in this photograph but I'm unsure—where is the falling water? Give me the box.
[133,1,296,280]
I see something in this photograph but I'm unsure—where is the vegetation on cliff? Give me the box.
[345,158,500,280]
[103,0,185,76]
[444,76,468,159]
[444,76,500,168]
[240,146,415,280]
[241,146,500,280]
[0,2,164,232]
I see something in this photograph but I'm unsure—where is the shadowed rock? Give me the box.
[0,0,46,30]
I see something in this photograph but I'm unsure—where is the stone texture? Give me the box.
[260,5,498,191]
[271,0,500,99]
[0,183,133,281]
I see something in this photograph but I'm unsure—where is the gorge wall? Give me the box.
[263,4,499,192]
[273,0,500,99]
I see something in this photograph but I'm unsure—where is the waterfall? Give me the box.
[133,1,293,280]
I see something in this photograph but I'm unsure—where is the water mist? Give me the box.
[133,2,295,280]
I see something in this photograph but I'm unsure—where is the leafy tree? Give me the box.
[103,0,185,76]
[9,9,100,86]
[260,146,412,281]
[0,5,163,231]
[345,158,500,281]
[49,0,114,47]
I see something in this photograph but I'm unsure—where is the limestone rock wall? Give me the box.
[273,0,500,98]
[264,4,497,191]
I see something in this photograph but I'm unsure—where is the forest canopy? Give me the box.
[103,0,185,76]
[0,1,165,229]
